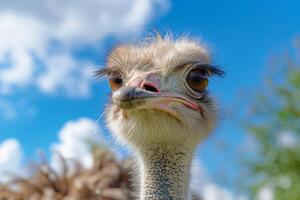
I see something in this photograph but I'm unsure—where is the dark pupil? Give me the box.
[189,70,207,82]
[191,74,203,83]
[114,77,123,85]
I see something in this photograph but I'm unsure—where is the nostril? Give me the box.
[142,83,159,93]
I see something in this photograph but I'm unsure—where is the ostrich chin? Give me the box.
[106,88,216,148]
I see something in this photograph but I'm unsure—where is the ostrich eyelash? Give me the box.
[94,67,123,79]
[94,68,109,79]
[196,64,225,77]
[172,62,225,77]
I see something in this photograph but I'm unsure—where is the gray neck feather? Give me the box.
[138,144,194,200]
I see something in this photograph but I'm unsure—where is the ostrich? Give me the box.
[96,34,224,200]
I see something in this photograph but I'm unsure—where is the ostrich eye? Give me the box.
[186,68,209,92]
[108,71,123,91]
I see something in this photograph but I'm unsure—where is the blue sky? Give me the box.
[0,0,300,197]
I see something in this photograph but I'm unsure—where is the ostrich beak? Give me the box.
[112,86,201,118]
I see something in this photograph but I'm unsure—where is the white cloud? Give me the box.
[258,186,274,200]
[0,13,47,94]
[36,54,94,97]
[0,139,23,182]
[0,0,170,96]
[0,118,104,181]
[50,117,104,172]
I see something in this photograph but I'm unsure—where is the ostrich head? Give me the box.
[96,35,224,200]
[97,36,223,148]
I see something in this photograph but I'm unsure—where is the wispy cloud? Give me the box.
[0,0,170,119]
[0,0,170,95]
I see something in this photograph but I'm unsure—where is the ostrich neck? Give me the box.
[138,143,194,200]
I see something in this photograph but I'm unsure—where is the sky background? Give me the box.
[0,0,300,199]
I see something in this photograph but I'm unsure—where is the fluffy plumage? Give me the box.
[98,34,224,200]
